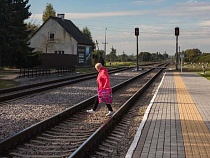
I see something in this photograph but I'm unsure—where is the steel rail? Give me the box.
[0,67,129,102]
[0,67,128,94]
[0,63,167,155]
[69,66,167,158]
[0,66,156,154]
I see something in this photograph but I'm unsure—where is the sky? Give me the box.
[27,0,210,56]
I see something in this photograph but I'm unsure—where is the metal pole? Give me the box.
[137,35,139,71]
[135,27,139,71]
[102,28,108,66]
[176,36,178,70]
[0,46,3,68]
[181,58,183,73]
[105,28,106,61]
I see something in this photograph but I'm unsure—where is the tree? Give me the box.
[82,26,95,51]
[92,50,105,65]
[0,0,34,68]
[81,26,93,42]
[42,3,56,23]
[0,0,10,67]
[183,48,202,62]
[127,54,136,62]
[26,22,40,38]
[119,51,128,62]
[163,51,168,60]
[108,46,117,62]
[139,52,151,62]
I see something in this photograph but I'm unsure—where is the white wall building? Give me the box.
[28,14,93,67]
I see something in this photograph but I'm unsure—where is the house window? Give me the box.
[55,51,64,54]
[48,32,54,41]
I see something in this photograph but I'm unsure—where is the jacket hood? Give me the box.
[98,67,108,73]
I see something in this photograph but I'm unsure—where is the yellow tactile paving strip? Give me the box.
[174,72,210,158]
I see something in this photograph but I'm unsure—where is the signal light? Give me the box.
[175,27,179,36]
[135,28,139,36]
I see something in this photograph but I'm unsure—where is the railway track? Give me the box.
[69,66,166,158]
[0,67,129,103]
[0,63,168,157]
[87,80,159,158]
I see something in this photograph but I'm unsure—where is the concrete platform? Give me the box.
[126,72,210,158]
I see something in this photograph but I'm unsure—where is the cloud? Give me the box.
[200,20,210,27]
[132,0,166,5]
[156,2,210,17]
[187,0,198,2]
[65,11,150,19]
[26,1,210,54]
[28,1,210,24]
[28,10,152,24]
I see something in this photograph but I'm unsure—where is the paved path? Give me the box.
[126,72,210,158]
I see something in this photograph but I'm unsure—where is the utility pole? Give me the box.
[102,28,108,66]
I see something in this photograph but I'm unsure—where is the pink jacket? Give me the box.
[97,67,111,89]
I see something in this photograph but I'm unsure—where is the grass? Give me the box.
[0,79,19,89]
[198,71,210,81]
[180,63,210,81]
[76,62,137,73]
[75,67,96,74]
[106,62,136,67]
[0,69,19,77]
[0,68,20,89]
[0,62,147,88]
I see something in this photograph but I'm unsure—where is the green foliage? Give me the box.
[92,50,105,65]
[0,69,19,88]
[16,51,41,68]
[163,52,168,59]
[118,51,129,62]
[198,71,210,81]
[0,79,19,89]
[197,53,210,62]
[182,48,202,62]
[26,22,40,38]
[81,27,94,51]
[139,52,168,62]
[139,52,151,61]
[0,0,33,68]
[81,26,93,42]
[180,48,210,63]
[108,46,117,62]
[108,62,136,67]
[42,3,56,23]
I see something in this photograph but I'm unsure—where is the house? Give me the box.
[28,14,94,67]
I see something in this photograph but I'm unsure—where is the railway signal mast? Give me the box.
[175,27,179,70]
[102,28,108,66]
[135,27,139,71]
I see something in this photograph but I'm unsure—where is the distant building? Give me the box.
[28,14,94,67]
